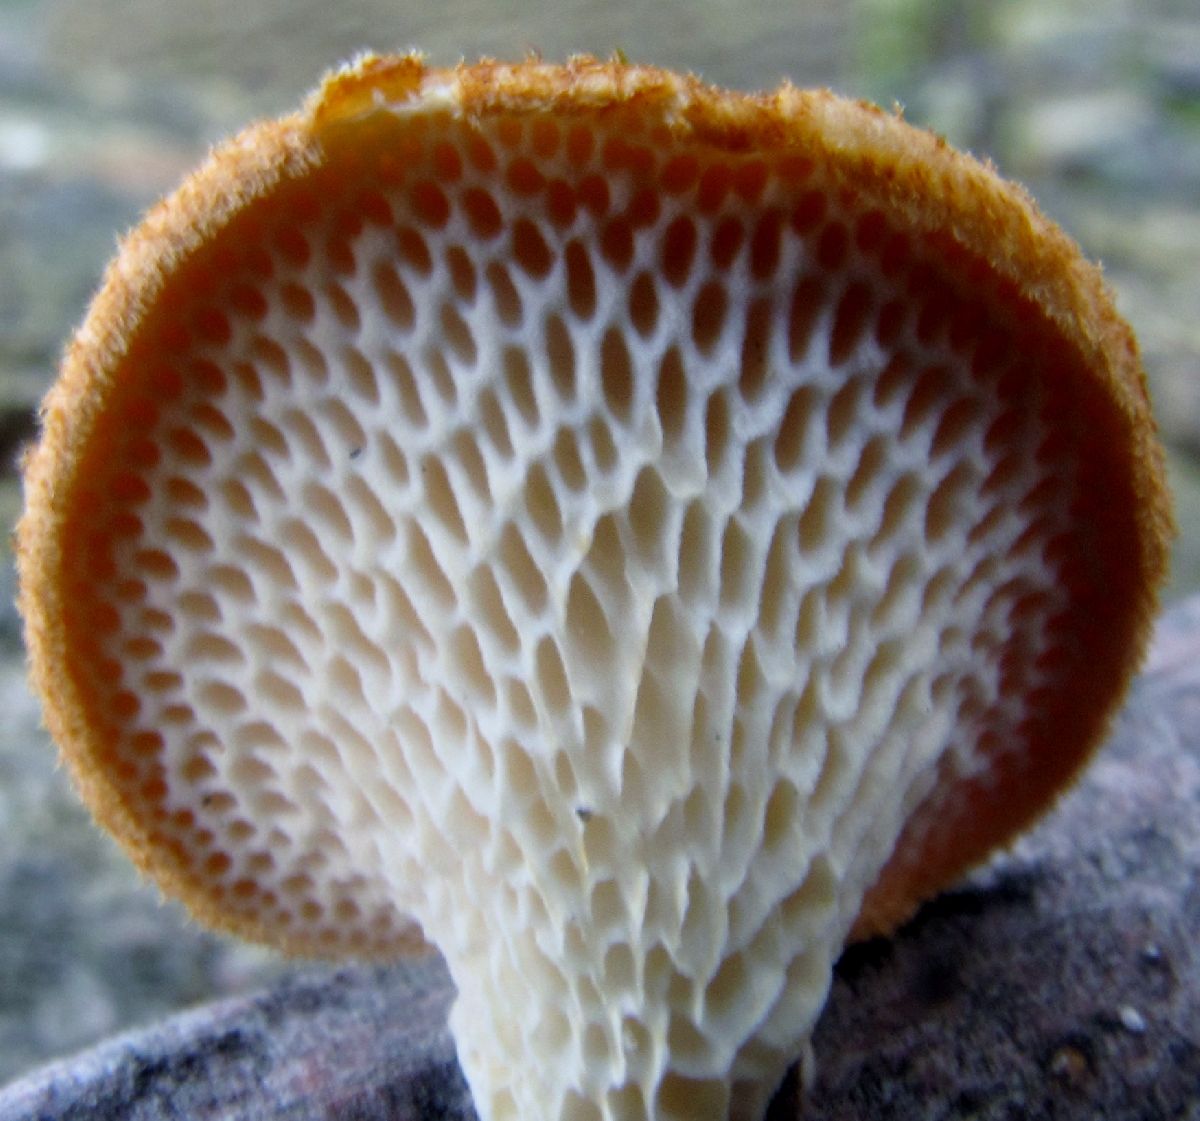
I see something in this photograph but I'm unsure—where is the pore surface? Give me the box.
[52,105,1092,1120]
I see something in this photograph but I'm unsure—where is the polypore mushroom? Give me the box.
[18,55,1170,1121]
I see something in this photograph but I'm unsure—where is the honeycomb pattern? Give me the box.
[70,107,1089,1121]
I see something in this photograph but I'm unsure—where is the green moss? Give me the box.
[1164,445,1200,601]
[0,476,20,562]
[0,476,20,558]
[851,0,997,104]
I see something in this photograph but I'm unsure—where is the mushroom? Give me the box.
[17,55,1171,1121]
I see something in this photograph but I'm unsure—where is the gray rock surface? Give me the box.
[0,961,472,1121]
[2,595,1198,1121]
[0,656,285,1086]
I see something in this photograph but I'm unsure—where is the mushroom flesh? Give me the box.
[17,56,1171,1121]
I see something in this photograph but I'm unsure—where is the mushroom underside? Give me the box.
[18,59,1167,1121]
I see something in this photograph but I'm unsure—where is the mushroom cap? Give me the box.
[18,55,1171,1120]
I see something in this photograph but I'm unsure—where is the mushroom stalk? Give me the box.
[17,56,1170,1121]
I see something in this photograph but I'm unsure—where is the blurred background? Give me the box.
[1,0,1197,1086]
